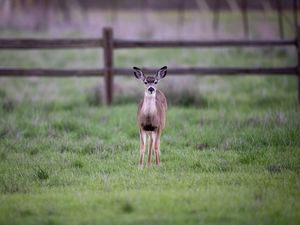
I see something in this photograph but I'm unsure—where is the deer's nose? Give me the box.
[148,87,155,93]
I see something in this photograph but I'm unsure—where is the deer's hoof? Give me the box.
[138,164,144,170]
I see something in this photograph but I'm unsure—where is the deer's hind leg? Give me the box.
[139,129,146,169]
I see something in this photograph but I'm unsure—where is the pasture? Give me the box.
[0,26,300,224]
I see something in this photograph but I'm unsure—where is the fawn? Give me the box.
[133,66,168,168]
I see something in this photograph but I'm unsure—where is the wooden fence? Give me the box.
[0,27,299,106]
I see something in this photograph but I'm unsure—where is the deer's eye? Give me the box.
[144,81,147,85]
[154,81,158,84]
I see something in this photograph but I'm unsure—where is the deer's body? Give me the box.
[138,90,167,132]
[133,66,168,168]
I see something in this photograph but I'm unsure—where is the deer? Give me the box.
[133,66,168,169]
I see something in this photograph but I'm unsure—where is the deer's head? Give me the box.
[133,66,167,96]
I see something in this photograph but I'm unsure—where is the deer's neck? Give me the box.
[142,94,156,115]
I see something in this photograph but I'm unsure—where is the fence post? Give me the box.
[241,0,249,38]
[103,27,114,105]
[276,0,284,39]
[297,26,300,107]
[294,0,298,33]
[213,0,220,37]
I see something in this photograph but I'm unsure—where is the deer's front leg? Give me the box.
[147,132,154,166]
[139,129,146,169]
[154,129,161,166]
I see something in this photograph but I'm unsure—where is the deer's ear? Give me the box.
[133,67,145,80]
[156,66,167,80]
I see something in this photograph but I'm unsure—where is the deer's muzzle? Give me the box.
[148,87,155,94]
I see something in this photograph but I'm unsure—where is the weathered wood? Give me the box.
[276,0,284,39]
[114,67,297,76]
[213,0,220,37]
[0,39,295,50]
[103,27,114,105]
[297,26,300,106]
[0,67,295,77]
[0,68,104,76]
[298,74,300,107]
[114,39,295,48]
[0,25,298,107]
[294,0,298,33]
[241,0,249,38]
[0,39,102,49]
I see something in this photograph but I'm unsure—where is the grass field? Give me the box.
[0,26,300,224]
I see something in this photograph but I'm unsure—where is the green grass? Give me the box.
[0,26,300,225]
[0,96,299,225]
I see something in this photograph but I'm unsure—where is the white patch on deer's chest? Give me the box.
[142,94,156,115]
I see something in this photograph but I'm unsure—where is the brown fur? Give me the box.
[134,66,168,168]
[137,89,167,167]
[137,90,167,131]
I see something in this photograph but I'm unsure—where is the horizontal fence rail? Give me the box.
[0,39,103,49]
[0,39,296,49]
[114,39,296,48]
[0,68,105,76]
[0,26,299,106]
[114,67,297,76]
[0,67,297,77]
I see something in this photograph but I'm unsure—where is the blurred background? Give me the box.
[0,0,297,39]
[1,2,299,224]
[0,0,297,107]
